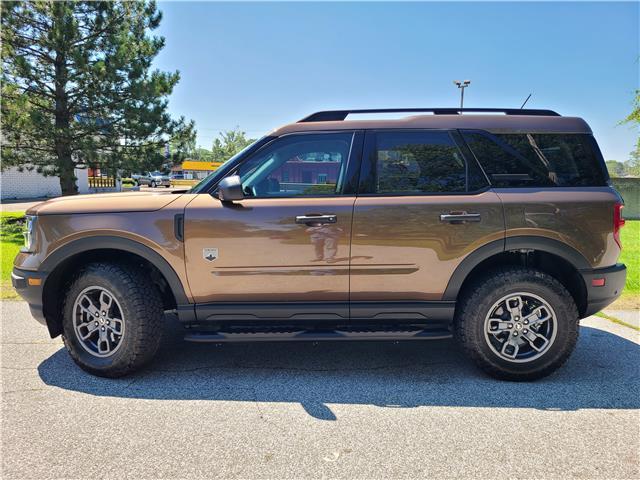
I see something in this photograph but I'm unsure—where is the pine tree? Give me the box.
[1,1,195,195]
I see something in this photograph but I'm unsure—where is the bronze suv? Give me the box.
[13,108,627,379]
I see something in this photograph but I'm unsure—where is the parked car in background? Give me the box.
[171,173,185,180]
[137,171,171,188]
[12,108,626,379]
[131,173,142,185]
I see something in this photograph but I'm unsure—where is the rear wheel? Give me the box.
[61,262,164,377]
[455,267,579,380]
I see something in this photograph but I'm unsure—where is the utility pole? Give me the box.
[453,80,471,109]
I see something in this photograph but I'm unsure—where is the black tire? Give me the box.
[151,181,156,188]
[165,185,171,188]
[61,262,164,377]
[455,267,579,381]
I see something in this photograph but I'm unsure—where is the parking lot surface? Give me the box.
[2,301,639,479]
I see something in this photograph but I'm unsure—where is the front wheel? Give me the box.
[61,262,164,377]
[455,267,579,381]
[151,181,157,188]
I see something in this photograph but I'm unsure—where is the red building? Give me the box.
[272,160,340,185]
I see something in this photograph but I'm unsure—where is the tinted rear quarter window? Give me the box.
[462,131,607,187]
[370,130,486,194]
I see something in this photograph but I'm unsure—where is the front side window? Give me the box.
[373,131,469,194]
[190,136,269,193]
[236,132,353,197]
[462,131,608,187]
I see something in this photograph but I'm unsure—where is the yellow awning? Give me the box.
[181,161,224,171]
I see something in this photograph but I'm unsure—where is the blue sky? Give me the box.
[154,1,639,161]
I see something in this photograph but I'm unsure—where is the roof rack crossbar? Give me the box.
[299,108,560,122]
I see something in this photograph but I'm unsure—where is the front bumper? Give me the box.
[581,263,626,317]
[11,267,47,326]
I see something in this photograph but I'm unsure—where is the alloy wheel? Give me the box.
[72,286,126,357]
[483,292,557,363]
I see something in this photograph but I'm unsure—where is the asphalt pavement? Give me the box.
[1,300,639,479]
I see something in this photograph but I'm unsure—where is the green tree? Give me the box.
[168,126,196,165]
[623,89,640,176]
[605,160,627,177]
[191,147,214,162]
[211,128,255,163]
[1,1,195,195]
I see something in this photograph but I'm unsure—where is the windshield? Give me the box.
[190,136,268,193]
[151,171,163,176]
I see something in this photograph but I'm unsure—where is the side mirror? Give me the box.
[217,175,244,202]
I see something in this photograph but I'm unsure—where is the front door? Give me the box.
[184,131,362,321]
[349,129,504,319]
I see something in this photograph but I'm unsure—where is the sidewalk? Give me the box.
[602,309,640,330]
[1,198,48,212]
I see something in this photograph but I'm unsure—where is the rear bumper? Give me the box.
[11,267,47,326]
[580,263,626,317]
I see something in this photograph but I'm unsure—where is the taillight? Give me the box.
[614,203,625,249]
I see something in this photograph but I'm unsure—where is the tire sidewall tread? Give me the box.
[61,262,164,378]
[455,266,579,381]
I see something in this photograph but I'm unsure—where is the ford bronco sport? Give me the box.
[13,108,627,380]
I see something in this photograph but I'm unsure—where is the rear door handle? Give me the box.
[440,213,481,223]
[295,214,337,225]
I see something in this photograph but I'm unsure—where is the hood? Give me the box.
[26,191,183,216]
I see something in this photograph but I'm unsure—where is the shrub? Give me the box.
[0,212,26,243]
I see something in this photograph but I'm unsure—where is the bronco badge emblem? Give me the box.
[203,248,218,262]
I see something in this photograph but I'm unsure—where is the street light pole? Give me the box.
[453,80,471,109]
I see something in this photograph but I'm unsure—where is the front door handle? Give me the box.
[440,213,481,223]
[295,214,337,225]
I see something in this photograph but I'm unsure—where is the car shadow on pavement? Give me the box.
[38,319,640,420]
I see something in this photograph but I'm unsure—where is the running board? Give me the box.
[184,328,452,343]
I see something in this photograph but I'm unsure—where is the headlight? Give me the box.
[22,215,36,252]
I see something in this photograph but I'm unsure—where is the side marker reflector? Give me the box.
[27,278,42,286]
[591,278,605,287]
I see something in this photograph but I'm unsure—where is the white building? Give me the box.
[1,166,90,200]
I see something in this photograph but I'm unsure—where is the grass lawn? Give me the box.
[619,219,639,292]
[612,219,640,309]
[1,211,25,300]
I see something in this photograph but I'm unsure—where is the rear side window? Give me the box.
[462,131,607,187]
[372,131,472,194]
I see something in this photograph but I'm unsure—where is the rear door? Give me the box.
[460,130,617,268]
[184,131,363,322]
[349,129,505,319]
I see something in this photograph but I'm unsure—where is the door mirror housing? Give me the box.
[217,175,244,202]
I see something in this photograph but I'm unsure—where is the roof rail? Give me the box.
[299,108,561,122]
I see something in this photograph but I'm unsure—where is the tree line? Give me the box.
[1,0,195,194]
[610,89,640,177]
[181,128,256,165]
